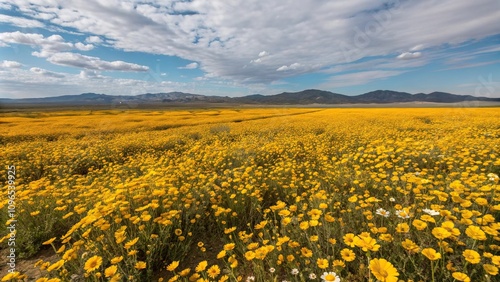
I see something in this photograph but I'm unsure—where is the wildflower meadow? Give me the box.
[1,108,499,282]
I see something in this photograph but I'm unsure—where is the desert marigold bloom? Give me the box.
[483,264,499,275]
[353,235,380,252]
[217,250,226,259]
[110,256,123,264]
[465,225,487,240]
[462,249,481,264]
[340,248,356,262]
[104,265,117,277]
[395,223,410,233]
[317,258,329,269]
[369,258,399,282]
[421,248,441,261]
[207,265,220,278]
[166,261,179,271]
[343,233,356,247]
[124,237,139,249]
[84,255,102,273]
[195,260,208,272]
[401,239,420,253]
[432,227,452,240]
[452,272,470,282]
[301,247,313,258]
[412,219,427,230]
[42,237,56,245]
[223,243,235,250]
[47,260,65,272]
[135,261,146,270]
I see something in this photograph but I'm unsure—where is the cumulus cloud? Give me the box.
[0,14,44,28]
[397,52,422,60]
[47,52,149,72]
[276,63,301,71]
[85,36,103,44]
[2,0,500,94]
[75,42,94,51]
[258,51,268,57]
[1,60,22,68]
[0,31,74,57]
[30,67,65,78]
[178,62,198,69]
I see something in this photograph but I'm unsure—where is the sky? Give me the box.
[0,0,499,99]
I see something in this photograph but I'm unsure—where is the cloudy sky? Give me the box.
[0,0,499,98]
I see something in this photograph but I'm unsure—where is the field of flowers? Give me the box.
[1,107,499,282]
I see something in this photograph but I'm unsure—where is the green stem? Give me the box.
[430,260,435,282]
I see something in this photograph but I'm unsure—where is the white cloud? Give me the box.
[85,36,103,44]
[178,62,198,69]
[1,60,22,68]
[47,52,149,72]
[30,67,65,78]
[397,52,422,60]
[0,14,44,28]
[276,63,301,71]
[1,0,500,96]
[258,51,268,57]
[0,31,74,57]
[410,44,425,52]
[75,42,94,51]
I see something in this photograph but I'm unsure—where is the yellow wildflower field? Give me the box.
[1,108,499,282]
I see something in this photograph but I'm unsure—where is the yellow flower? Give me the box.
[217,250,226,259]
[47,259,65,272]
[167,261,179,272]
[301,247,313,258]
[353,235,380,252]
[343,233,356,247]
[135,261,146,270]
[412,219,427,231]
[432,227,451,240]
[179,268,191,276]
[421,248,441,261]
[245,251,255,261]
[207,265,220,279]
[105,265,117,277]
[462,249,480,264]
[223,243,235,250]
[395,223,410,233]
[465,225,487,240]
[42,237,56,245]
[369,258,399,282]
[124,237,139,249]
[317,258,329,269]
[452,272,470,282]
[401,239,420,254]
[333,260,345,268]
[483,264,499,275]
[2,272,22,281]
[228,256,238,268]
[195,260,208,272]
[111,256,123,264]
[84,256,102,273]
[340,248,356,262]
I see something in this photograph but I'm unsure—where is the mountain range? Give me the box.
[1,90,499,106]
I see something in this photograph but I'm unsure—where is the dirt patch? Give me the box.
[0,248,58,281]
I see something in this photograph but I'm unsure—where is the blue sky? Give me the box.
[0,0,499,98]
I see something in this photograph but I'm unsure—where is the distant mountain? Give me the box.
[1,89,499,106]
